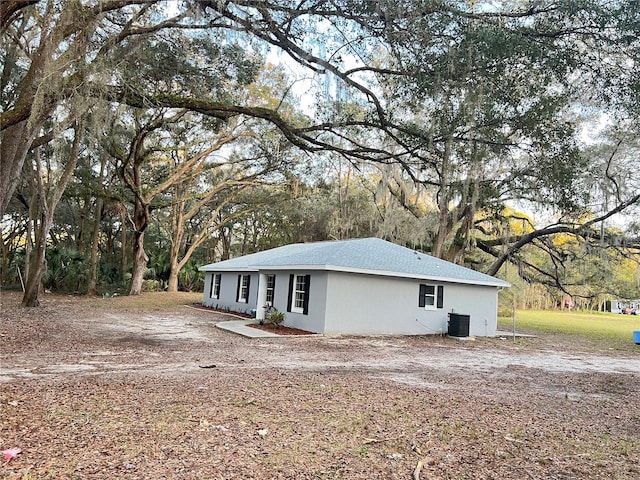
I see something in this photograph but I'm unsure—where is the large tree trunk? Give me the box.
[120,207,128,283]
[87,198,103,296]
[166,225,183,292]
[167,227,196,293]
[87,157,106,296]
[0,122,33,217]
[0,231,6,286]
[166,195,185,293]
[21,122,83,306]
[167,259,180,293]
[24,199,34,283]
[433,138,453,259]
[22,211,50,307]
[128,195,150,296]
[128,230,148,295]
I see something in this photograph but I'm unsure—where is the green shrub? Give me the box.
[267,309,285,327]
[142,279,166,292]
[178,261,204,292]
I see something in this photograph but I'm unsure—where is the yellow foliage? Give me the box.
[500,206,535,235]
[618,257,639,283]
[476,206,534,236]
[551,232,580,248]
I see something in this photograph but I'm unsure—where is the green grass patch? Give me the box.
[499,310,640,351]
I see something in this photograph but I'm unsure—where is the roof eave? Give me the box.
[241,263,511,288]
[323,265,510,287]
[198,265,258,272]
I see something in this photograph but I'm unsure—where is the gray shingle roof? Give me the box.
[199,237,510,287]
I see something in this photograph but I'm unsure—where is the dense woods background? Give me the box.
[1,0,639,309]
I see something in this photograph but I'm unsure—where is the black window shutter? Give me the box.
[302,274,311,315]
[245,275,251,303]
[286,274,294,312]
[236,275,241,301]
[437,285,444,309]
[419,284,426,307]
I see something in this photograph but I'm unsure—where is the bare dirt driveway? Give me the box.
[1,291,639,479]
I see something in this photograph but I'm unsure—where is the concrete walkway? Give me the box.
[216,320,279,338]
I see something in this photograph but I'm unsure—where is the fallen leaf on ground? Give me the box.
[2,447,22,462]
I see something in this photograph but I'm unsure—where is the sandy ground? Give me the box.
[1,291,639,479]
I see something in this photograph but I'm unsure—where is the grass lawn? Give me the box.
[499,309,640,352]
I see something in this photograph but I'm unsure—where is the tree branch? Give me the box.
[0,0,38,29]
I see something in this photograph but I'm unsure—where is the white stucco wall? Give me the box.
[442,283,499,336]
[275,270,328,334]
[323,271,499,336]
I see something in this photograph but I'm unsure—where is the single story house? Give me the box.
[607,299,639,314]
[199,237,510,336]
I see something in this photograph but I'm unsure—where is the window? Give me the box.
[419,284,444,310]
[287,274,310,314]
[293,276,306,312]
[265,275,276,305]
[236,274,251,303]
[210,274,221,299]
